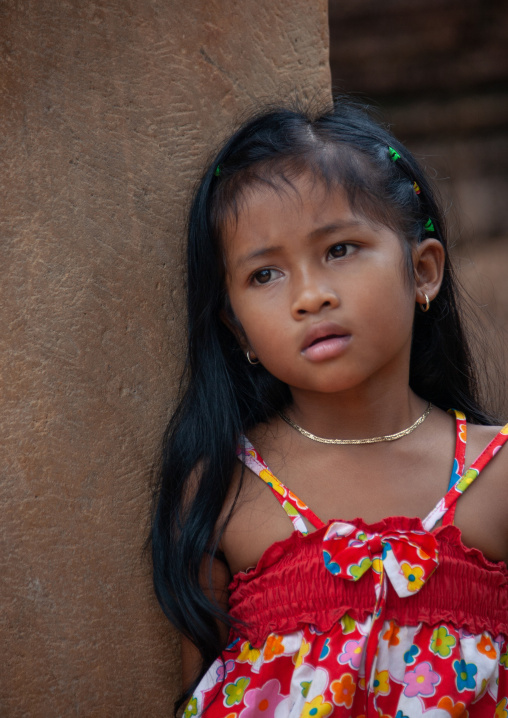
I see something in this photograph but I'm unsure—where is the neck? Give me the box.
[287,383,426,441]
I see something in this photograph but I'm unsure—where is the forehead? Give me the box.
[221,172,363,248]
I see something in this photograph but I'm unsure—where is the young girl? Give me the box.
[152,100,508,717]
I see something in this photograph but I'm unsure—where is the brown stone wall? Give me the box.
[0,2,330,715]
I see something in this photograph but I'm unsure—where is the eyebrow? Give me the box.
[235,245,284,268]
[308,219,363,239]
[235,219,364,269]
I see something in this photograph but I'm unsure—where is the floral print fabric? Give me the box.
[187,622,507,717]
[185,413,508,717]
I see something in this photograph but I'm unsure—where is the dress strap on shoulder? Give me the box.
[236,438,326,535]
[447,409,467,491]
[422,418,508,532]
[442,409,468,525]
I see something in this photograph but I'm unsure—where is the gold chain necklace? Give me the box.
[279,402,433,445]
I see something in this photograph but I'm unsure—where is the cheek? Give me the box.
[237,311,293,366]
[242,312,281,349]
[227,294,272,351]
[361,269,415,337]
[378,258,415,305]
[222,291,254,352]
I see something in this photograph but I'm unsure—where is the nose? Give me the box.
[290,270,340,319]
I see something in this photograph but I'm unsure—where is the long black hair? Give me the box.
[151,98,496,711]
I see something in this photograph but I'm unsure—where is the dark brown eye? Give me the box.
[253,269,275,284]
[328,243,348,259]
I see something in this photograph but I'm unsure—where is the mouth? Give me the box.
[301,323,351,362]
[308,333,344,348]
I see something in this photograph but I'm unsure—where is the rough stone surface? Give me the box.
[0,1,330,714]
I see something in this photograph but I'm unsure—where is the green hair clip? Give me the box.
[214,165,221,177]
[388,146,436,235]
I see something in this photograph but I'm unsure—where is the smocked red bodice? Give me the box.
[229,517,508,648]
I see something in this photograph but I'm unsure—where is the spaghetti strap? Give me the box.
[447,410,467,491]
[237,438,325,534]
[443,409,467,525]
[423,421,508,532]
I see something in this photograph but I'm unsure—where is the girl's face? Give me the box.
[222,172,433,398]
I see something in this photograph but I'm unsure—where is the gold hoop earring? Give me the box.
[246,350,260,365]
[420,293,430,312]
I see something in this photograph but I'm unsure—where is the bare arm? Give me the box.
[181,553,232,694]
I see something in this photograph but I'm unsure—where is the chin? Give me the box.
[292,374,363,395]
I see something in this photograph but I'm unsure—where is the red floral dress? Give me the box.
[184,412,508,718]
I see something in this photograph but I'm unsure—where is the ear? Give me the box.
[219,306,250,354]
[412,238,445,305]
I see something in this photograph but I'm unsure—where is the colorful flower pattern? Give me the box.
[224,677,250,706]
[373,670,390,696]
[263,634,285,662]
[478,634,497,659]
[239,679,285,717]
[293,639,311,668]
[454,660,477,692]
[338,638,365,669]
[215,660,235,682]
[496,697,508,718]
[237,641,261,665]
[400,562,425,592]
[183,413,508,716]
[403,645,419,665]
[183,696,198,718]
[403,661,440,697]
[188,615,506,715]
[437,696,468,717]
[330,673,356,708]
[301,696,333,717]
[382,621,400,647]
[431,626,457,658]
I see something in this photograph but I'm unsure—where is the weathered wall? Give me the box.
[0,2,330,714]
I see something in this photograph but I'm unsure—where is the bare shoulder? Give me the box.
[466,423,508,500]
[454,421,508,564]
[219,419,302,575]
[466,423,508,472]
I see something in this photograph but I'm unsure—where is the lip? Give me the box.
[301,322,351,362]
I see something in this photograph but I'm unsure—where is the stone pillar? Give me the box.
[0,1,330,714]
